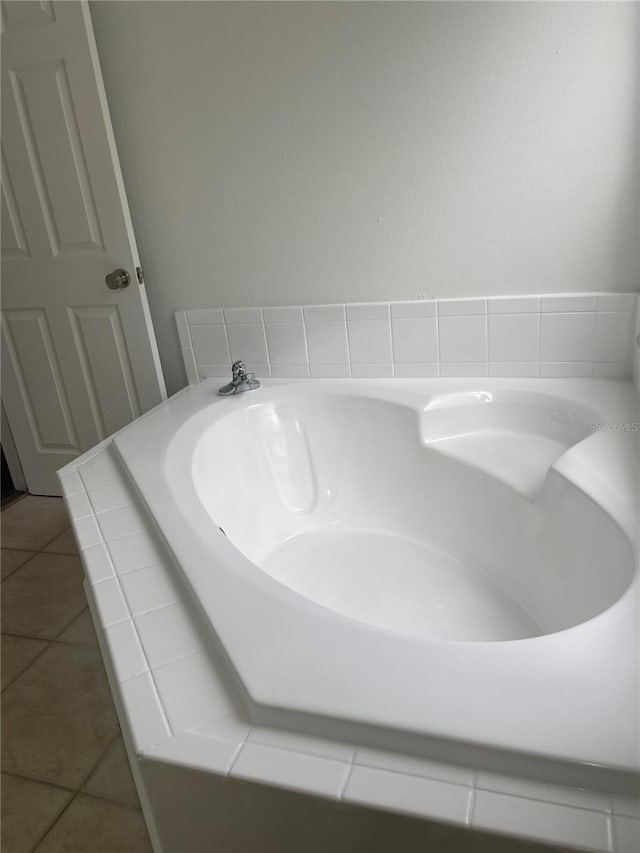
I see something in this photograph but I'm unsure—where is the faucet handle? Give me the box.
[231,360,247,380]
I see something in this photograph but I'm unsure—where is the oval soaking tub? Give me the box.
[191,390,631,644]
[113,378,639,790]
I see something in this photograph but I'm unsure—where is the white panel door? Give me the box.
[1,0,166,495]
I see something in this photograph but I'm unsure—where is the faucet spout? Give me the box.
[218,360,261,396]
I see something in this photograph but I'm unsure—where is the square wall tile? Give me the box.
[392,318,437,363]
[540,313,595,362]
[488,314,539,362]
[226,324,268,365]
[189,325,230,366]
[305,322,349,364]
[347,320,392,364]
[265,323,307,364]
[594,312,633,362]
[439,315,486,363]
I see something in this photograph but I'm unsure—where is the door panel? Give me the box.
[1,0,166,494]
[68,305,141,438]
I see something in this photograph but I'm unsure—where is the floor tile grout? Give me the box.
[2,497,151,850]
[27,734,121,853]
[1,640,52,693]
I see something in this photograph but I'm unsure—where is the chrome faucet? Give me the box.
[218,360,261,396]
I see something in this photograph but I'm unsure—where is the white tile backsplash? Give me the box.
[189,324,230,365]
[226,324,268,364]
[347,320,392,364]
[540,312,596,362]
[594,312,633,363]
[439,315,486,363]
[391,317,438,363]
[305,321,349,364]
[178,293,636,383]
[488,314,539,363]
[265,323,307,364]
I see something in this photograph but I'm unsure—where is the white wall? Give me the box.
[90,1,640,394]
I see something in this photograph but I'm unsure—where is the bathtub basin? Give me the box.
[114,378,639,790]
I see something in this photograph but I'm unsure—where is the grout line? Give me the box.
[25,733,121,853]
[260,308,272,371]
[466,771,478,826]
[2,769,76,795]
[0,639,52,693]
[0,550,40,583]
[465,789,476,827]
[78,788,143,813]
[607,813,615,853]
[225,739,247,776]
[337,754,355,800]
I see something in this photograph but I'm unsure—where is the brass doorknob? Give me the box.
[105,268,130,290]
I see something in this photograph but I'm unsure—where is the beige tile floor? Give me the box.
[1,495,152,853]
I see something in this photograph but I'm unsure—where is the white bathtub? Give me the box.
[112,377,639,797]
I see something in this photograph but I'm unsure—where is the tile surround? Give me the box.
[58,439,640,853]
[177,292,637,382]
